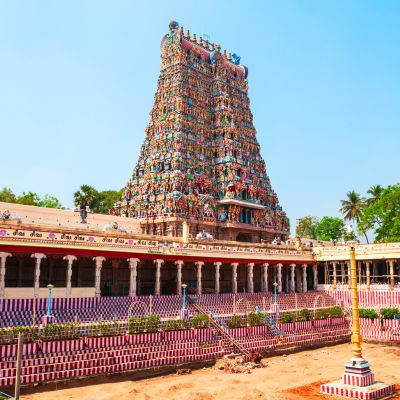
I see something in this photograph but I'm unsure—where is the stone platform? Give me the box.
[321,380,396,400]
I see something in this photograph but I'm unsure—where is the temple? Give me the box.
[0,22,398,397]
[111,21,289,243]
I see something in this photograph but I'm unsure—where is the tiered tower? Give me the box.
[114,21,289,243]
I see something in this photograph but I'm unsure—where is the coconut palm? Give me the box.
[366,184,384,205]
[73,185,100,210]
[340,190,369,243]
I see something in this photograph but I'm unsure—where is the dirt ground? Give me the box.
[20,343,400,400]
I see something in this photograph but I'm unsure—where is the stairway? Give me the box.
[187,297,252,360]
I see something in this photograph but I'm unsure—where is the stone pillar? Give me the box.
[31,253,46,298]
[175,260,184,295]
[347,261,351,284]
[302,264,308,293]
[290,264,296,292]
[195,261,204,295]
[366,260,371,290]
[93,257,105,298]
[128,258,140,297]
[296,267,302,293]
[231,263,238,294]
[389,260,395,291]
[153,259,164,295]
[63,255,77,298]
[0,253,11,298]
[341,262,345,285]
[247,263,254,293]
[277,263,282,293]
[214,262,222,294]
[313,264,318,290]
[263,263,269,292]
[332,262,337,290]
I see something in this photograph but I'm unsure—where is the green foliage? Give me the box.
[359,309,378,319]
[0,187,17,203]
[16,191,41,206]
[280,312,294,323]
[228,314,245,328]
[165,319,190,331]
[39,194,64,209]
[97,189,124,214]
[73,185,100,210]
[0,188,64,209]
[359,184,400,242]
[314,308,331,320]
[127,316,160,333]
[297,308,311,321]
[329,306,344,318]
[190,314,210,328]
[73,185,123,214]
[248,312,266,326]
[315,216,346,242]
[295,216,319,239]
[380,308,400,319]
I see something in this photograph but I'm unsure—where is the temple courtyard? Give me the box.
[20,343,400,400]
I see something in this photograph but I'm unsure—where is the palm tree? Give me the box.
[73,185,100,211]
[366,184,384,205]
[340,190,369,243]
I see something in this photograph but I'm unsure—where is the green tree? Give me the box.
[295,216,319,239]
[73,185,100,210]
[0,187,17,203]
[16,191,41,206]
[39,195,64,209]
[366,184,384,205]
[97,189,124,214]
[358,183,400,242]
[315,216,346,242]
[340,190,369,243]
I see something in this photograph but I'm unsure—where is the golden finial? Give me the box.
[223,49,227,57]
[199,37,203,45]
[205,39,209,48]
[193,33,197,43]
[228,52,232,61]
[186,30,190,39]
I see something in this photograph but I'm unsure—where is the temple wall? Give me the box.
[4,287,95,299]
[0,202,142,234]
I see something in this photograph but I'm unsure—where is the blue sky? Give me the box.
[1,1,399,234]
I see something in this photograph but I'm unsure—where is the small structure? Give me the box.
[320,245,395,399]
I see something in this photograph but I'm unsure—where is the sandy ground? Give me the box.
[20,343,400,400]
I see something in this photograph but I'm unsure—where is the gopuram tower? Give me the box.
[113,21,289,243]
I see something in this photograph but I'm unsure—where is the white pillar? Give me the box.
[231,263,238,294]
[195,261,204,295]
[332,262,337,290]
[388,260,395,291]
[93,257,105,298]
[175,260,184,295]
[313,264,318,290]
[290,264,296,292]
[128,258,140,297]
[31,253,46,298]
[153,259,164,295]
[366,260,371,290]
[214,262,222,294]
[341,262,345,285]
[302,264,308,293]
[63,255,77,298]
[0,252,11,298]
[277,263,282,293]
[247,263,254,293]
[263,263,269,292]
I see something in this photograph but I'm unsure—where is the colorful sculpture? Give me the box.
[114,21,289,241]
